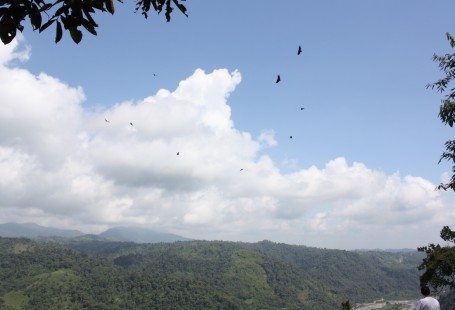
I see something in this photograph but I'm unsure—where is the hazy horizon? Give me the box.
[0,222,420,251]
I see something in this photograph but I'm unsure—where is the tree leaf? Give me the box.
[39,3,53,12]
[82,7,98,27]
[172,0,187,17]
[106,0,115,14]
[69,27,82,44]
[447,32,455,49]
[165,0,172,22]
[0,15,16,44]
[82,18,97,35]
[54,4,69,17]
[55,20,62,43]
[92,0,105,11]
[39,18,55,33]
[29,4,42,30]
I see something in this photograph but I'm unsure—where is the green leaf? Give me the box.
[69,27,82,44]
[0,31,15,44]
[55,20,62,43]
[106,0,115,14]
[447,32,455,49]
[82,19,97,36]
[92,0,105,11]
[40,18,55,33]
[145,0,152,12]
[39,3,53,12]
[29,4,42,30]
[0,15,16,44]
[82,8,98,27]
[54,4,69,17]
[165,0,172,22]
[172,0,187,17]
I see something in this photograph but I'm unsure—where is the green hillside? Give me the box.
[0,238,422,309]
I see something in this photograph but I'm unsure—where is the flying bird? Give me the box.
[240,168,244,171]
[152,73,158,77]
[300,107,305,111]
[289,135,293,139]
[276,75,281,83]
[297,45,302,55]
[105,118,110,123]
[129,122,133,126]
[177,152,180,155]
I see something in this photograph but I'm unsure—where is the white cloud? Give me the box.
[0,39,454,249]
[258,130,277,148]
[0,35,30,65]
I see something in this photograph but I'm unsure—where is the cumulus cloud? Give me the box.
[0,39,453,249]
[0,35,30,65]
[258,130,277,148]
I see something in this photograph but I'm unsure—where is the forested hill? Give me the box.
[0,238,422,309]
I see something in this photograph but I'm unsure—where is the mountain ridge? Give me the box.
[0,222,84,238]
[0,222,189,244]
[99,226,191,243]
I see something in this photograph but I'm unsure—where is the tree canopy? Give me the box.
[418,33,455,295]
[418,226,455,291]
[0,0,188,44]
[427,32,455,192]
[340,300,352,310]
[0,237,422,309]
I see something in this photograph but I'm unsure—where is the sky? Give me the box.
[0,0,454,249]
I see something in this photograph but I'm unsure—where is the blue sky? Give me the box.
[22,0,455,182]
[0,0,454,248]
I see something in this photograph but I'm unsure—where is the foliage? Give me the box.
[438,288,455,308]
[418,33,455,295]
[340,300,351,310]
[427,32,455,191]
[418,226,455,292]
[0,0,188,44]
[0,237,422,309]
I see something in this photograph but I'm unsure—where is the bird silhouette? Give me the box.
[129,122,133,126]
[300,107,305,110]
[105,118,110,123]
[276,75,281,83]
[240,168,244,171]
[153,73,157,77]
[177,152,180,155]
[289,135,293,139]
[298,45,302,55]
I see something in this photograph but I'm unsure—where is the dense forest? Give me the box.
[0,237,423,309]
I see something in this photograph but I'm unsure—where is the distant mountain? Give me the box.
[0,222,84,238]
[355,248,417,253]
[98,226,190,243]
[0,223,190,244]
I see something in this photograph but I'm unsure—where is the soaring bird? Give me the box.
[298,45,302,55]
[300,107,305,111]
[240,168,244,171]
[177,152,180,156]
[289,135,293,139]
[152,73,157,77]
[105,118,110,123]
[129,122,133,126]
[276,75,281,83]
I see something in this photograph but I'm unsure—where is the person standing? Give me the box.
[415,286,440,310]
